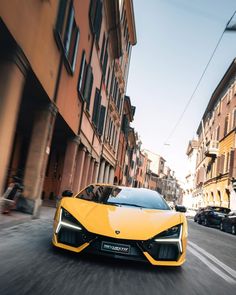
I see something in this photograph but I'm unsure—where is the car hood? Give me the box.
[60,198,183,240]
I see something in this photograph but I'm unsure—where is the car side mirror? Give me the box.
[62,190,73,197]
[175,205,187,213]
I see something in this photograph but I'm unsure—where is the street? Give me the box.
[0,212,235,295]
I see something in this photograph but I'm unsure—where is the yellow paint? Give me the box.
[219,132,235,154]
[202,132,234,207]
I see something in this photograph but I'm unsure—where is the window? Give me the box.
[216,102,221,115]
[100,35,108,79]
[106,67,110,93]
[216,126,220,141]
[102,48,108,79]
[225,152,230,173]
[98,106,106,136]
[100,34,106,63]
[232,109,236,129]
[84,65,94,110]
[110,73,116,100]
[77,51,87,98]
[92,88,101,127]
[55,0,79,74]
[224,115,229,136]
[226,89,231,104]
[89,0,103,41]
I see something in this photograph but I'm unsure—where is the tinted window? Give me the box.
[76,185,170,210]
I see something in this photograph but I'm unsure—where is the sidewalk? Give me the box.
[0,205,56,230]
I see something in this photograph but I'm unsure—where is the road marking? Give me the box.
[188,245,236,284]
[188,240,236,279]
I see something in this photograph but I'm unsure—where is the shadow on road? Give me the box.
[50,245,183,274]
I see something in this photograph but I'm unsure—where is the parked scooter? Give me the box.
[0,176,24,214]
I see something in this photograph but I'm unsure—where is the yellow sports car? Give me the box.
[52,184,187,266]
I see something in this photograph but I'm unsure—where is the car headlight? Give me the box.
[153,224,183,253]
[154,224,182,240]
[56,208,82,234]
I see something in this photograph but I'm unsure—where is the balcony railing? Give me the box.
[205,140,219,157]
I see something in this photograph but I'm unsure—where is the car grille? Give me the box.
[141,241,180,261]
[85,235,146,261]
[57,228,180,262]
[57,227,95,247]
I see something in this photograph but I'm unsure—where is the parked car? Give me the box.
[220,210,236,234]
[194,207,205,222]
[198,206,231,227]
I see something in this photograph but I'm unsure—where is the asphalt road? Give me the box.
[0,213,236,295]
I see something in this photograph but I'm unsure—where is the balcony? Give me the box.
[205,140,219,157]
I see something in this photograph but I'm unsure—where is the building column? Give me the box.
[0,51,27,195]
[23,103,58,217]
[59,136,80,195]
[73,147,86,193]
[104,163,110,184]
[80,153,91,189]
[92,162,99,183]
[108,167,115,184]
[98,160,105,183]
[87,158,95,185]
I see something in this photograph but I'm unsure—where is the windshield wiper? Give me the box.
[108,202,143,208]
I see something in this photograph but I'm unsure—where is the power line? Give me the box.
[164,10,236,145]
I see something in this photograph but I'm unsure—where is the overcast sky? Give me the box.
[127,0,236,181]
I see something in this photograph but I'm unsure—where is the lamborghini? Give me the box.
[52,184,187,266]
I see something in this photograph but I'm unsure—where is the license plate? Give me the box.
[101,241,130,254]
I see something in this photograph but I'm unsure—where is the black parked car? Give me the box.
[194,208,205,222]
[197,206,231,227]
[220,210,236,234]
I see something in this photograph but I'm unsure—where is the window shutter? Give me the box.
[100,34,106,63]
[229,149,234,177]
[220,155,225,174]
[229,149,236,178]
[125,116,129,137]
[216,156,221,175]
[98,106,106,136]
[84,65,93,109]
[102,50,108,78]
[94,0,102,40]
[92,89,101,127]
[89,0,97,33]
[64,5,74,54]
[55,0,67,37]
[77,51,87,97]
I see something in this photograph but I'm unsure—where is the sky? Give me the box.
[127,0,236,182]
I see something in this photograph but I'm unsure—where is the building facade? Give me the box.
[0,0,136,216]
[183,140,198,209]
[195,59,236,210]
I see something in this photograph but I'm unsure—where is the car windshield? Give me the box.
[76,185,170,210]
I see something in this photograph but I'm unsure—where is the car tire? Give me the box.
[232,225,236,235]
[197,218,202,224]
[220,222,224,231]
[204,218,208,226]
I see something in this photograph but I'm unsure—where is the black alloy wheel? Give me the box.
[232,225,236,235]
[220,222,223,231]
[204,218,208,226]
